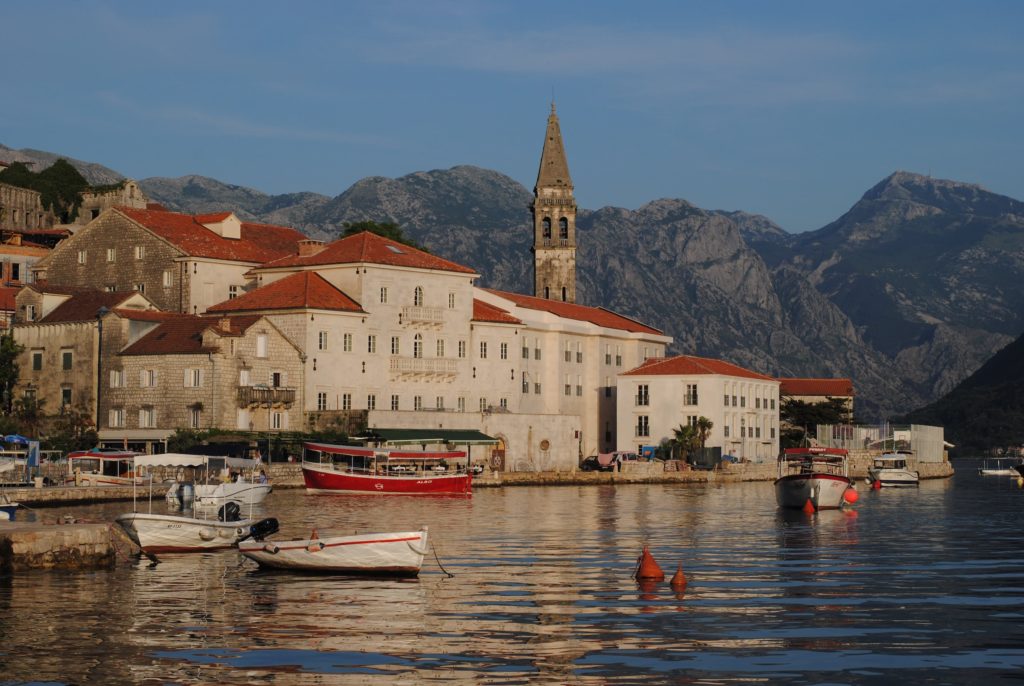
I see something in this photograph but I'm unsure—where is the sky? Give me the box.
[3,1,1023,232]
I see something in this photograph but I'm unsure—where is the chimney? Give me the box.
[219,317,232,333]
[297,239,325,257]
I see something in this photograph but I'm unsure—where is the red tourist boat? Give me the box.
[301,442,473,495]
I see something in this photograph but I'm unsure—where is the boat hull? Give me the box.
[868,468,920,487]
[239,528,428,576]
[115,512,254,554]
[775,473,852,509]
[302,464,471,495]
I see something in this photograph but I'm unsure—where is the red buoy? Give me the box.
[872,479,882,490]
[670,562,687,589]
[802,498,816,514]
[843,487,859,504]
[635,545,666,581]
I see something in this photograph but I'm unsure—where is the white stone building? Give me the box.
[617,355,780,462]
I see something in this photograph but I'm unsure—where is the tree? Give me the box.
[671,423,698,461]
[341,220,427,252]
[0,334,23,414]
[695,416,714,449]
[45,402,97,454]
[780,396,852,448]
[13,395,46,439]
[0,159,89,223]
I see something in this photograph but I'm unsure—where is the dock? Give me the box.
[0,521,136,573]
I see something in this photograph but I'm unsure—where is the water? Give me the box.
[3,458,1024,685]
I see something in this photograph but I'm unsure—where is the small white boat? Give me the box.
[165,456,271,507]
[775,447,854,510]
[868,451,920,487]
[978,458,1023,476]
[0,492,19,520]
[239,527,429,576]
[116,453,277,555]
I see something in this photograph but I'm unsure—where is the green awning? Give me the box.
[356,428,498,446]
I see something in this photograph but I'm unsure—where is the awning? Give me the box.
[134,453,212,468]
[356,428,498,446]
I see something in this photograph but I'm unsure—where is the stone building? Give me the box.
[30,207,307,314]
[618,355,781,463]
[74,179,148,225]
[0,232,49,287]
[533,104,577,303]
[106,314,304,451]
[0,181,55,232]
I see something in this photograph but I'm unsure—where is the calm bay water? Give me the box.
[2,458,1023,685]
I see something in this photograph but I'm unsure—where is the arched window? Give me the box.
[544,286,550,299]
[559,217,568,239]
[413,286,423,307]
[561,287,567,301]
[542,217,552,239]
[413,334,423,359]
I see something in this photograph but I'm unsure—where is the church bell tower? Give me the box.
[532,103,577,303]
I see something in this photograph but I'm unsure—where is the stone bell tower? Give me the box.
[532,103,577,303]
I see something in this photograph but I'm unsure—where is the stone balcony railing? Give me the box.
[237,386,296,407]
[401,305,444,325]
[389,356,458,377]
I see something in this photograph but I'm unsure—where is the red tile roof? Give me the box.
[120,315,262,356]
[206,271,364,314]
[258,231,477,274]
[779,378,855,397]
[484,289,664,335]
[0,286,18,311]
[116,207,306,263]
[38,291,142,324]
[472,299,521,325]
[111,308,181,322]
[622,354,776,381]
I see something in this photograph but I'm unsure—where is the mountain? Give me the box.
[901,331,1024,453]
[0,144,123,185]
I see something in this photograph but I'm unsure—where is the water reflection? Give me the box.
[1,461,1023,683]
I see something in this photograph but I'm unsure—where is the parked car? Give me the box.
[580,455,612,472]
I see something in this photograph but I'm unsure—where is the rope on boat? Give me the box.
[430,542,454,578]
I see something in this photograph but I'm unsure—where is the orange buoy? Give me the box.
[872,479,882,490]
[634,545,666,581]
[670,562,687,589]
[843,487,859,504]
[310,528,319,540]
[802,498,816,514]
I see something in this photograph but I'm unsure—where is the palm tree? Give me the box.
[695,416,714,450]
[672,424,697,461]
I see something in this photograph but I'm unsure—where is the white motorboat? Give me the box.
[775,447,854,510]
[239,527,429,576]
[868,451,920,487]
[165,456,271,507]
[978,458,1023,476]
[116,453,277,555]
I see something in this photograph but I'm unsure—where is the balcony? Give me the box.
[390,356,458,378]
[401,305,444,326]
[237,385,296,407]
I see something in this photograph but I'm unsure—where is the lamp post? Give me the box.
[95,306,109,437]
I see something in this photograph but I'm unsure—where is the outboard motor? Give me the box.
[217,500,242,522]
[240,517,280,542]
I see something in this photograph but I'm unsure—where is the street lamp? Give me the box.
[95,306,109,435]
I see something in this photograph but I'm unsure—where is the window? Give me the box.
[436,339,445,357]
[499,398,508,409]
[500,342,508,360]
[522,372,529,393]
[615,345,622,366]
[61,387,72,406]
[26,304,37,321]
[724,425,731,438]
[457,397,466,412]
[576,375,582,397]
[413,334,423,359]
[61,350,73,370]
[414,396,423,411]
[740,396,746,408]
[605,344,611,365]
[271,412,283,430]
[229,285,238,300]
[771,398,776,410]
[391,394,399,411]
[687,415,698,428]
[636,384,649,406]
[380,287,388,304]
[636,415,650,437]
[605,376,612,398]
[367,394,376,410]
[740,418,746,438]
[256,334,268,358]
[522,337,529,359]
[134,245,145,260]
[368,335,377,354]
[271,371,285,388]
[534,382,542,394]
[139,407,156,428]
[564,342,572,362]
[317,392,328,411]
[140,369,157,387]
[318,331,328,351]
[732,395,737,407]
[542,217,552,238]
[576,342,583,363]
[448,293,455,309]
[163,270,173,288]
[342,393,352,410]
[771,427,776,439]
[109,369,125,388]
[458,341,466,358]
[31,351,42,371]
[564,374,571,396]
[109,408,124,428]
[77,250,87,265]
[479,398,487,412]
[479,341,487,359]
[534,338,541,360]
[189,408,201,429]
[239,369,250,386]
[184,369,202,387]
[559,216,569,239]
[413,286,423,307]
[684,384,698,406]
[755,426,762,438]
[343,333,353,352]
[106,248,116,262]
[724,394,730,406]
[106,285,116,293]
[134,283,145,293]
[391,337,400,355]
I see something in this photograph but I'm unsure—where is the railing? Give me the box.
[390,357,458,375]
[401,305,444,324]
[237,386,296,406]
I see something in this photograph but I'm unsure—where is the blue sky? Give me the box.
[3,1,1022,232]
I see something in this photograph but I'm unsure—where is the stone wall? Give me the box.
[0,182,55,231]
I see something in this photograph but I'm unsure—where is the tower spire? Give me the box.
[531,105,577,303]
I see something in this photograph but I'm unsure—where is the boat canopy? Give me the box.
[388,450,466,461]
[354,428,498,446]
[305,443,376,457]
[134,453,213,468]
